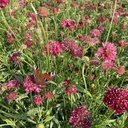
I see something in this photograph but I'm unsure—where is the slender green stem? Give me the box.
[105,0,117,42]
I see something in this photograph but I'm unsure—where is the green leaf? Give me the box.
[44,116,54,123]
[45,107,52,116]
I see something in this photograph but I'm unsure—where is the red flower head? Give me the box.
[103,87,128,114]
[69,105,91,128]
[24,40,33,47]
[5,79,19,89]
[44,40,62,55]
[7,91,17,101]
[62,19,76,30]
[45,91,54,99]
[33,94,44,106]
[64,79,70,87]
[117,66,125,75]
[90,29,101,37]
[65,85,77,94]
[23,75,46,93]
[0,0,10,8]
[62,38,78,51]
[10,52,20,63]
[96,42,117,61]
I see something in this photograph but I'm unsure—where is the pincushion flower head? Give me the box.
[23,75,46,93]
[96,42,117,61]
[62,19,76,30]
[90,29,101,37]
[5,79,19,89]
[7,91,17,101]
[66,85,77,94]
[103,87,128,114]
[0,0,10,8]
[33,94,44,106]
[69,105,91,128]
[44,40,62,55]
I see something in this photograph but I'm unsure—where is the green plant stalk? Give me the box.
[82,63,87,92]
[105,0,117,42]
[0,8,20,48]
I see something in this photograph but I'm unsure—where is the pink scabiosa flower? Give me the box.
[70,46,83,58]
[69,105,91,128]
[45,91,54,99]
[7,91,17,101]
[23,75,46,93]
[103,60,115,70]
[5,79,19,89]
[103,87,128,114]
[62,38,78,51]
[33,94,44,106]
[116,66,125,75]
[8,37,16,43]
[24,40,33,47]
[10,52,20,63]
[8,9,16,15]
[96,42,117,61]
[110,16,119,23]
[65,85,77,94]
[62,19,76,30]
[64,79,71,87]
[90,57,100,65]
[0,0,10,8]
[24,31,32,39]
[90,29,101,37]
[44,40,62,55]
[27,20,36,29]
[27,12,36,21]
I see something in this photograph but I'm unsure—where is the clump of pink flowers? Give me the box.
[62,19,76,30]
[62,38,83,58]
[23,75,46,93]
[0,0,10,8]
[44,40,62,55]
[96,42,117,70]
[69,105,91,128]
[103,87,128,114]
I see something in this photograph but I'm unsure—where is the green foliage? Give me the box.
[0,0,128,127]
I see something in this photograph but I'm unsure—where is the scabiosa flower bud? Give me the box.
[65,85,77,94]
[69,105,91,128]
[33,94,44,106]
[103,87,128,114]
[7,91,17,101]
